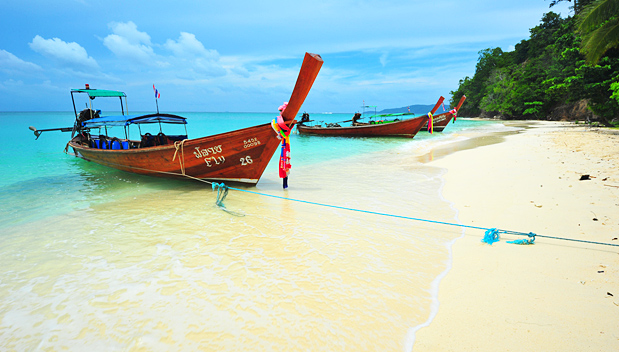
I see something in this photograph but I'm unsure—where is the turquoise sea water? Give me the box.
[0,111,505,351]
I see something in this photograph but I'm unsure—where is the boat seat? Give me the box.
[89,135,117,149]
[92,139,108,149]
[99,135,110,149]
[140,133,157,148]
[108,138,129,150]
[156,132,170,146]
[139,133,187,148]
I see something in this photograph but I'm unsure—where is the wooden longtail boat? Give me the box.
[297,96,445,138]
[423,95,466,133]
[30,53,323,184]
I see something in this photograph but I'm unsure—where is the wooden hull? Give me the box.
[70,122,285,184]
[423,95,466,132]
[297,115,428,138]
[423,111,453,132]
[61,52,323,185]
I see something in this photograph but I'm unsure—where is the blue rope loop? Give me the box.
[507,237,536,245]
[483,229,537,245]
[482,228,501,245]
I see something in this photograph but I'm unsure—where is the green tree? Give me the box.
[450,8,618,124]
[524,101,544,118]
[611,81,619,103]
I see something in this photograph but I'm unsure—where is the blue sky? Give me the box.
[0,0,572,113]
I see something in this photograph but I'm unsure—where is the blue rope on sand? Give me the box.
[507,233,536,245]
[483,228,501,245]
[211,183,619,248]
[483,228,537,245]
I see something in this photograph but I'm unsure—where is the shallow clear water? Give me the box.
[0,111,503,351]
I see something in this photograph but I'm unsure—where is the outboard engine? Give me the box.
[78,109,100,123]
[352,112,362,123]
[300,112,310,123]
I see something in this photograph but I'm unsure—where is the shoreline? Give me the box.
[413,121,619,351]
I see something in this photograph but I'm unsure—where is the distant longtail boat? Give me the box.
[422,95,466,133]
[297,96,445,138]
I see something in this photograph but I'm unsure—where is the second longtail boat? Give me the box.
[422,95,466,133]
[297,96,445,138]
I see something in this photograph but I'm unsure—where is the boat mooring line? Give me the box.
[63,150,618,249]
[210,183,619,249]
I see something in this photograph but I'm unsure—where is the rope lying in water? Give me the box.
[62,150,618,248]
[213,183,619,248]
[211,183,245,217]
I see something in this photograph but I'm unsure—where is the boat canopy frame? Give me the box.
[82,113,189,141]
[71,87,188,140]
[81,113,187,129]
[71,88,129,120]
[361,105,419,121]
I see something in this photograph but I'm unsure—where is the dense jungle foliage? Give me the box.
[450,0,619,126]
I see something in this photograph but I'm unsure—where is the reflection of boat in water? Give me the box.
[422,95,466,133]
[30,53,324,185]
[297,96,445,138]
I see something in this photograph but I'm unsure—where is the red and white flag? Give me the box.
[153,84,160,99]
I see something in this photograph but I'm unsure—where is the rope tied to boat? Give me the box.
[205,181,619,249]
[212,182,229,207]
[212,182,245,217]
[59,149,616,249]
[172,139,187,175]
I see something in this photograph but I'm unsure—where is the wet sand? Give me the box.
[413,121,619,351]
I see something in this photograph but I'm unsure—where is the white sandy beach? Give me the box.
[413,121,619,351]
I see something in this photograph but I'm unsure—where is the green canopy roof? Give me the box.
[71,89,127,98]
[371,112,415,118]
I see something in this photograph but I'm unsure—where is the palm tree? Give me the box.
[577,0,619,64]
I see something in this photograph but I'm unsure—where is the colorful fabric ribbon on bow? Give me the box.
[272,102,291,188]
[450,108,458,122]
[427,112,434,134]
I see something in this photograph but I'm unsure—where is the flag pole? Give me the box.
[153,84,160,113]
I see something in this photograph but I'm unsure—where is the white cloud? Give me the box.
[103,34,156,63]
[164,32,226,78]
[192,58,227,77]
[164,32,219,59]
[379,52,388,67]
[103,21,165,66]
[108,21,152,46]
[0,50,42,74]
[29,35,99,70]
